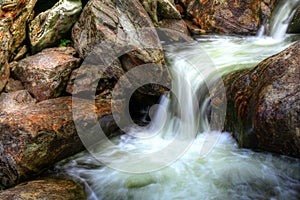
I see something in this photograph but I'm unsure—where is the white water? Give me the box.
[56,2,300,200]
[270,0,300,40]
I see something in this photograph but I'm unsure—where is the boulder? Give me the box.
[29,0,82,53]
[0,90,36,114]
[0,96,115,189]
[211,41,300,158]
[185,0,276,35]
[288,7,300,34]
[11,47,81,101]
[71,0,171,105]
[0,177,85,199]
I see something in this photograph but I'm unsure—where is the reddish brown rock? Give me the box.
[0,177,85,199]
[11,47,81,101]
[211,41,300,158]
[185,0,276,35]
[0,96,116,189]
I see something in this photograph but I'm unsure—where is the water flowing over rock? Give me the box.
[0,177,86,199]
[288,7,300,33]
[212,41,300,158]
[0,96,114,189]
[29,0,82,53]
[0,90,36,114]
[184,0,276,34]
[11,47,81,101]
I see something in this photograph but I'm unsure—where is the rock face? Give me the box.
[11,47,81,101]
[0,96,114,189]
[288,7,300,34]
[184,0,276,35]
[29,0,82,53]
[212,41,300,158]
[0,177,85,199]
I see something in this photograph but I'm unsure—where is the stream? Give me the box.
[55,1,300,199]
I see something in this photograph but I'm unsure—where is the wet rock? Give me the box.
[0,96,115,189]
[4,78,24,93]
[0,177,85,199]
[185,0,276,35]
[0,90,36,114]
[212,41,300,158]
[288,7,300,33]
[29,0,82,53]
[184,19,206,35]
[11,47,81,101]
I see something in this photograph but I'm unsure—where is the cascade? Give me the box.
[55,1,300,200]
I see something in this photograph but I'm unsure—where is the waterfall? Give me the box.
[56,34,300,200]
[269,0,300,40]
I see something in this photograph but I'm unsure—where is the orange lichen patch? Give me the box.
[175,4,184,14]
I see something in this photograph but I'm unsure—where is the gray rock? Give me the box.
[29,0,82,53]
[11,47,81,101]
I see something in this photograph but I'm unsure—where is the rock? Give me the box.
[0,0,37,56]
[4,78,24,93]
[11,47,81,101]
[0,90,36,114]
[288,7,300,33]
[140,0,181,23]
[0,21,11,92]
[159,19,189,36]
[0,177,85,199]
[29,0,82,53]
[184,19,206,35]
[0,96,116,189]
[185,0,276,35]
[66,59,124,97]
[72,0,171,99]
[211,41,300,158]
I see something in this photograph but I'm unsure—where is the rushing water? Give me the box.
[56,2,300,200]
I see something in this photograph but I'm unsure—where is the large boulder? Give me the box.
[212,41,300,158]
[11,47,81,101]
[29,0,82,53]
[0,96,115,189]
[0,177,86,199]
[184,0,276,35]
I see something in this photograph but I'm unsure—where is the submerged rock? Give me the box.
[0,96,115,189]
[29,0,82,53]
[212,41,300,158]
[11,47,81,101]
[184,0,276,35]
[0,177,85,199]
